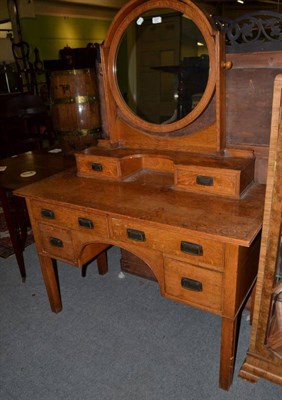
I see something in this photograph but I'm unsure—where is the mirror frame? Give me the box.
[105,0,216,134]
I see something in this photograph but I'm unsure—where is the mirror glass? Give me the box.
[116,8,209,125]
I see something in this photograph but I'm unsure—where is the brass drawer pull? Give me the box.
[91,163,103,172]
[78,217,94,229]
[196,175,214,186]
[181,241,203,256]
[41,208,55,219]
[181,277,203,292]
[127,228,146,242]
[49,237,64,247]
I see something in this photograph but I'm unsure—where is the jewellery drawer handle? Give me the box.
[41,208,55,219]
[181,241,203,256]
[91,163,103,172]
[196,175,214,186]
[127,228,146,242]
[78,217,94,229]
[181,277,203,292]
[49,237,64,247]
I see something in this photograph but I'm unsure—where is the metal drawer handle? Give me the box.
[181,277,203,292]
[78,217,94,229]
[196,175,214,186]
[181,241,203,256]
[41,208,55,219]
[91,163,103,172]
[127,228,146,242]
[49,237,63,247]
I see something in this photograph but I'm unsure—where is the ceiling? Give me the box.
[38,0,128,9]
[31,0,281,21]
[1,0,280,23]
[197,0,281,15]
[197,0,280,8]
[38,0,281,11]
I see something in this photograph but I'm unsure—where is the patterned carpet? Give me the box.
[0,206,34,258]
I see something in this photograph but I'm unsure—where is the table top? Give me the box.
[15,167,266,247]
[0,151,75,191]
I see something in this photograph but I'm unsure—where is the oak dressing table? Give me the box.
[15,0,266,391]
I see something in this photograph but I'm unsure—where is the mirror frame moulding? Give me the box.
[104,0,217,135]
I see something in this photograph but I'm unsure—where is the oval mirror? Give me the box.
[106,0,216,134]
[116,8,209,125]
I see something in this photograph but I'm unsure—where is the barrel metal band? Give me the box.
[52,95,97,105]
[58,128,101,137]
[51,68,93,76]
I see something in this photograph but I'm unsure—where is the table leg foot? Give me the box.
[219,315,240,390]
[81,249,109,277]
[14,252,26,282]
[97,251,108,275]
[39,254,62,313]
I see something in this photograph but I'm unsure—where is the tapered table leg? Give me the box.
[97,251,108,275]
[39,254,62,313]
[219,316,239,390]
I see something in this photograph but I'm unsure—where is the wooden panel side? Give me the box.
[222,235,261,319]
[226,51,282,148]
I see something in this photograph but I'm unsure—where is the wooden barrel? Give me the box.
[50,68,101,153]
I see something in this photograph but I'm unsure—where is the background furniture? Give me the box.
[0,93,54,158]
[0,151,75,281]
[239,74,282,386]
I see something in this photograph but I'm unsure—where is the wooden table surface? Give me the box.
[0,151,74,191]
[15,168,266,246]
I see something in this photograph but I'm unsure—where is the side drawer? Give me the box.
[38,222,75,262]
[76,154,120,179]
[175,165,239,198]
[31,200,109,238]
[164,257,223,312]
[110,217,224,271]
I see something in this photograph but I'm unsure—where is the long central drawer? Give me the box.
[109,217,224,271]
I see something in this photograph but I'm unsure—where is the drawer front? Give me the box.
[76,154,119,179]
[175,165,238,198]
[38,223,75,261]
[110,217,224,271]
[164,257,222,312]
[31,200,109,238]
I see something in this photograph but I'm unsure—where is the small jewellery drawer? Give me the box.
[38,223,75,262]
[164,257,222,312]
[76,154,120,179]
[110,217,224,271]
[174,163,254,199]
[31,200,109,238]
